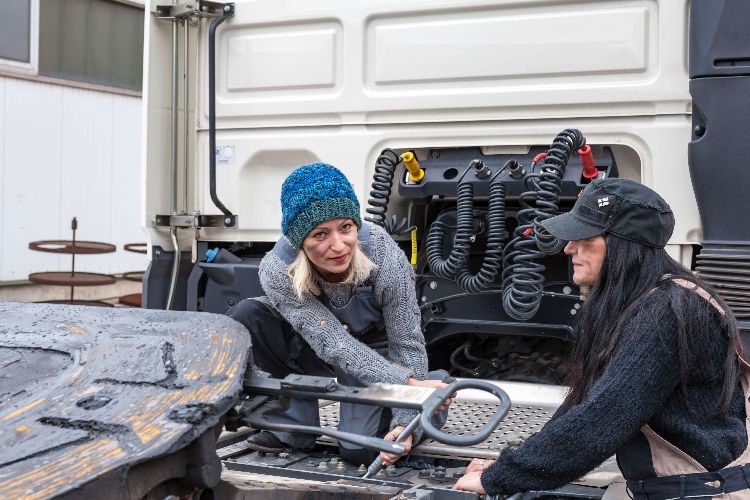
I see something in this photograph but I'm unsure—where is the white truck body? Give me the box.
[142,0,696,264]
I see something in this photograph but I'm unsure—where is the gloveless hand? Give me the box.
[453,471,486,493]
[465,457,495,474]
[379,425,413,466]
[406,377,455,412]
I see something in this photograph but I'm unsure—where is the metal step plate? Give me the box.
[318,400,553,460]
[316,379,563,460]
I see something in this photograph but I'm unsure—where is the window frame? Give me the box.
[0,0,144,97]
[0,0,39,75]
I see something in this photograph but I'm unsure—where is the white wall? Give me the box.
[0,76,146,282]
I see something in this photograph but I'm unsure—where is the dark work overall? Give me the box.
[618,279,750,500]
[229,222,447,462]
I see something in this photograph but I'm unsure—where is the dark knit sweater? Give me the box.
[480,286,747,496]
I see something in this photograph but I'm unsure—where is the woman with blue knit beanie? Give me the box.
[229,163,451,466]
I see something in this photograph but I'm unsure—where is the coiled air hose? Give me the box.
[365,149,414,235]
[456,180,506,293]
[426,161,506,292]
[426,179,474,280]
[533,129,586,254]
[501,129,586,320]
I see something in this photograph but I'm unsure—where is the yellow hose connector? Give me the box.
[410,228,418,267]
[401,152,424,183]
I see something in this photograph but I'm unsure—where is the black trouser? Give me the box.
[228,298,392,464]
[229,297,334,379]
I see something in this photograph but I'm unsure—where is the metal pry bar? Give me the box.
[362,413,421,478]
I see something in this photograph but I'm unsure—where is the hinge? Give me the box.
[153,1,233,20]
[153,213,237,228]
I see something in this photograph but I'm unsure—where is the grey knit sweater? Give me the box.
[258,223,428,430]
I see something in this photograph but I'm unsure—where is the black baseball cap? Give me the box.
[540,178,675,248]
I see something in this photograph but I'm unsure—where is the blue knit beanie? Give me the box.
[281,163,362,248]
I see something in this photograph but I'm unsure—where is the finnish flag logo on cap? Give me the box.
[597,197,609,207]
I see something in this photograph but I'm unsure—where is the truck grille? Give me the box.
[695,244,750,320]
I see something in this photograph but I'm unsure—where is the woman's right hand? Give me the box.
[453,471,486,494]
[406,378,455,412]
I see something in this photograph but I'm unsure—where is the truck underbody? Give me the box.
[0,301,620,498]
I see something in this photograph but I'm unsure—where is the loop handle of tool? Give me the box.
[420,379,511,446]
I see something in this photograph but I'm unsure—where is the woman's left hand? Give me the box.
[465,457,495,474]
[453,471,486,493]
[379,425,413,466]
[406,378,455,412]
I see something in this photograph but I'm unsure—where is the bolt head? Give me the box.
[224,217,232,224]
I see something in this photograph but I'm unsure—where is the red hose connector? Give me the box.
[531,152,547,166]
[578,145,597,180]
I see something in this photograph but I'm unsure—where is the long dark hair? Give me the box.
[562,234,743,413]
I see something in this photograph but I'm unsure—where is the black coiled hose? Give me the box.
[426,161,506,291]
[456,181,506,293]
[365,149,400,227]
[533,129,586,254]
[426,180,474,280]
[501,129,586,320]
[365,150,414,235]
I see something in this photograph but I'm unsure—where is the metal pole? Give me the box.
[208,6,235,226]
[183,18,189,214]
[166,227,180,310]
[170,18,179,214]
[167,19,181,310]
[70,217,77,303]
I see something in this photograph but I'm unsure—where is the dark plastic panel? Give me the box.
[142,246,193,310]
[688,75,750,243]
[690,0,750,78]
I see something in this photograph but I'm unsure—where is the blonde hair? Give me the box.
[288,241,375,299]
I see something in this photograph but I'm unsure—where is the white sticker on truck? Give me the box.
[215,146,235,165]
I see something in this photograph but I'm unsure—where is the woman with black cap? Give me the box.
[454,178,749,499]
[229,163,451,467]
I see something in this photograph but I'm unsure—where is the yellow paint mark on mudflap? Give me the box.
[1,397,46,421]
[0,438,125,499]
[137,425,161,444]
[15,425,30,433]
[210,335,240,377]
[67,325,85,335]
[210,346,230,376]
[124,391,183,439]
